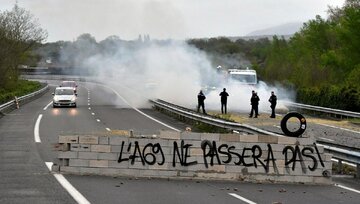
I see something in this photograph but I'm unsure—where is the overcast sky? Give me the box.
[0,0,345,42]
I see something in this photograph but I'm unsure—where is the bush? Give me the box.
[296,85,360,112]
[0,80,41,104]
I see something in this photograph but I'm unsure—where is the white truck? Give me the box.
[227,68,257,85]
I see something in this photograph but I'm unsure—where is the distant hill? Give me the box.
[246,22,303,36]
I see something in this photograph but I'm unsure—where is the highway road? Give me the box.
[1,79,360,204]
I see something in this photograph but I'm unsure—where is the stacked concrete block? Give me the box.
[56,131,332,184]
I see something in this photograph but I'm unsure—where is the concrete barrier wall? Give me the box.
[54,131,332,184]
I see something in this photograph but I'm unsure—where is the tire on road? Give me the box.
[280,112,306,137]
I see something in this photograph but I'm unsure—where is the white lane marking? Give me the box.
[96,119,100,122]
[88,107,91,110]
[43,101,53,110]
[318,137,335,142]
[229,193,257,204]
[106,128,111,132]
[34,114,43,143]
[88,103,90,106]
[99,84,180,132]
[45,162,91,204]
[335,184,360,194]
[91,113,95,116]
[318,123,360,135]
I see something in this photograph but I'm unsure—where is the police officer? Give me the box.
[197,90,206,114]
[249,91,260,118]
[268,91,277,118]
[219,88,229,114]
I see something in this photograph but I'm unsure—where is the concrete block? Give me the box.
[201,133,219,141]
[109,136,127,145]
[225,165,243,173]
[98,153,118,160]
[99,136,109,145]
[240,135,258,143]
[148,163,170,170]
[91,145,111,153]
[89,160,108,168]
[60,166,80,174]
[278,137,297,145]
[79,136,98,144]
[181,132,201,140]
[58,151,78,159]
[220,134,240,142]
[53,143,70,151]
[258,135,278,144]
[190,148,203,156]
[129,162,147,169]
[78,152,98,160]
[71,144,91,152]
[313,176,332,185]
[59,135,78,144]
[108,160,129,169]
[80,167,100,175]
[111,130,130,136]
[296,138,314,145]
[117,169,140,176]
[159,131,180,140]
[69,159,89,167]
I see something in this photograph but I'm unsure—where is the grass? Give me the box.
[0,80,41,104]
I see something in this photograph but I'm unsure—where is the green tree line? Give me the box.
[188,0,360,111]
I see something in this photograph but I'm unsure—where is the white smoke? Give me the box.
[78,40,294,113]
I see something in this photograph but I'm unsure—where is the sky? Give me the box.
[0,0,346,42]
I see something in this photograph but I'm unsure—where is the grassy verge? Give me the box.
[0,80,41,104]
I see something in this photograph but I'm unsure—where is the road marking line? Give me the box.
[88,107,91,110]
[229,193,257,204]
[318,137,335,142]
[100,84,180,132]
[45,162,90,204]
[88,103,90,106]
[96,119,100,122]
[91,113,95,116]
[318,123,360,135]
[335,184,360,194]
[34,114,42,143]
[43,101,53,110]
[106,128,111,131]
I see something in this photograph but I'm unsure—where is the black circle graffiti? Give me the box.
[281,112,307,137]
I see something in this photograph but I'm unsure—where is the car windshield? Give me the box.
[55,89,74,95]
[61,82,76,87]
[231,74,256,84]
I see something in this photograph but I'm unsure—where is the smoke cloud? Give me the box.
[72,39,294,113]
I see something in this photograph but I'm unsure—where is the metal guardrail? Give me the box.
[317,141,360,177]
[0,85,49,114]
[284,101,360,119]
[150,99,282,136]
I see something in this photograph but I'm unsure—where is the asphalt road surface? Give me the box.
[0,80,359,204]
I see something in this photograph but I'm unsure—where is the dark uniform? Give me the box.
[197,91,206,114]
[219,88,229,114]
[249,91,260,118]
[268,91,277,118]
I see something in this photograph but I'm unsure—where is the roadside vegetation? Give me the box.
[0,4,47,104]
[0,80,41,104]
[188,0,360,112]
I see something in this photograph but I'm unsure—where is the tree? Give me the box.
[0,4,47,89]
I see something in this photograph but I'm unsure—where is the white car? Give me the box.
[53,87,77,108]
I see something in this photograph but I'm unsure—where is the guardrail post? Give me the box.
[338,160,343,174]
[14,96,19,109]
